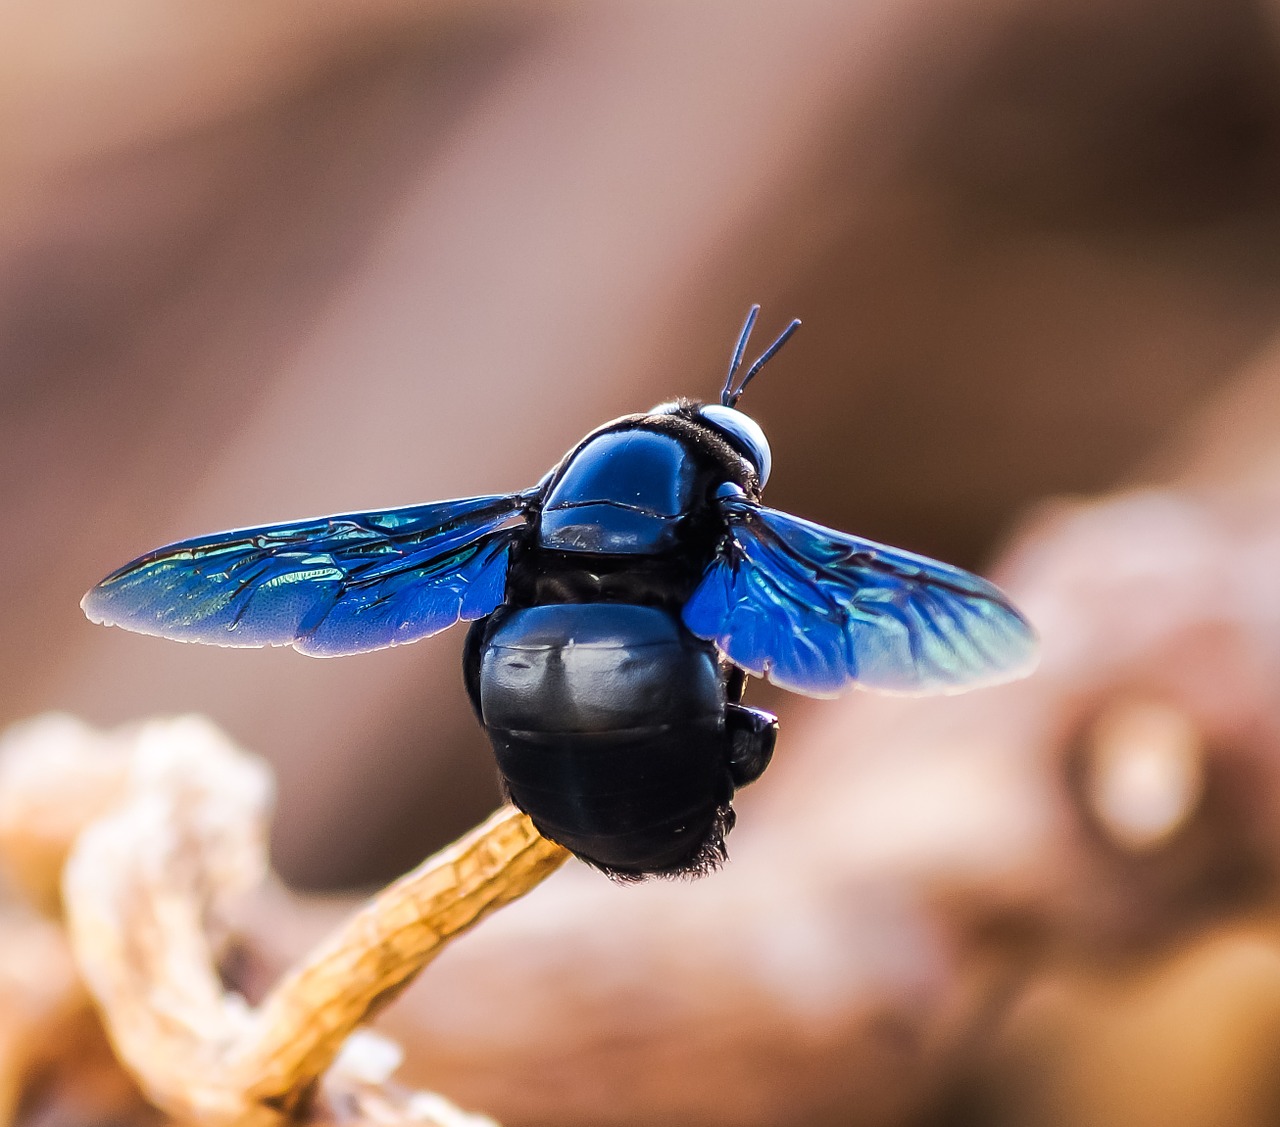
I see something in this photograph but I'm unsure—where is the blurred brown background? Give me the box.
[10,1,1280,1124]
[9,0,1280,886]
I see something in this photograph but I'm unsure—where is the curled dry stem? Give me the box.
[0,714,568,1126]
[243,808,568,1116]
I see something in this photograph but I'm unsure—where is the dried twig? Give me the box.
[244,808,567,1116]
[0,714,569,1126]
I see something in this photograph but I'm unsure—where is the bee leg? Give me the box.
[724,665,748,703]
[724,704,778,787]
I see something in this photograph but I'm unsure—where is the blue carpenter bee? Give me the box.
[83,308,1038,879]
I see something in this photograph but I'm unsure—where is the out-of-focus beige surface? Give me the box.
[10,2,1280,1125]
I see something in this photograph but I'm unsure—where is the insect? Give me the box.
[83,307,1038,879]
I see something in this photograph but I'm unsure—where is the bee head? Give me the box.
[696,403,772,486]
[646,307,797,489]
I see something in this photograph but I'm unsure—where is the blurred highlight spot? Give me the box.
[1084,699,1205,853]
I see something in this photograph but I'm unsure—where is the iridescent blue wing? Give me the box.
[682,495,1038,697]
[83,492,534,657]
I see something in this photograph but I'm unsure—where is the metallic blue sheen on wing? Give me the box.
[81,493,532,656]
[682,497,1039,697]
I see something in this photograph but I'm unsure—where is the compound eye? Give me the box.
[698,404,772,486]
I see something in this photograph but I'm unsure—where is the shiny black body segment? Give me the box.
[82,307,1039,882]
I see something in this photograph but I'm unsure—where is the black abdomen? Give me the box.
[477,602,734,876]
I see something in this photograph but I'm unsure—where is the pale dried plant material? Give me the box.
[0,713,568,1127]
[0,904,98,1124]
[0,714,134,914]
[0,718,153,1126]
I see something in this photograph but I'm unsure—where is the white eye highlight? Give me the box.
[699,404,772,486]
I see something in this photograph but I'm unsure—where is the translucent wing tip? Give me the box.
[882,598,1041,697]
[80,581,266,648]
[80,586,104,623]
[81,581,132,630]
